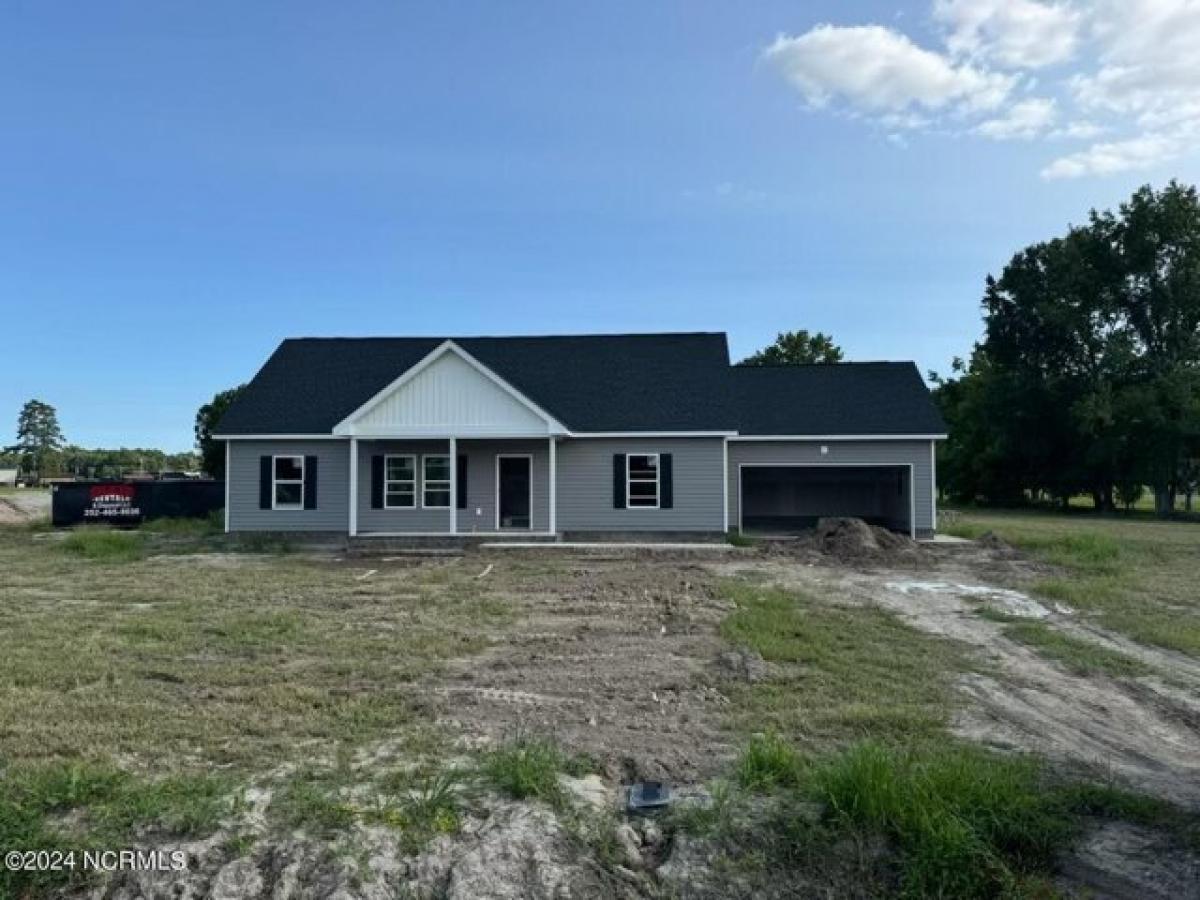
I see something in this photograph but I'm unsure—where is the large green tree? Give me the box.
[740,330,843,365]
[6,399,65,481]
[195,385,246,478]
[935,182,1200,517]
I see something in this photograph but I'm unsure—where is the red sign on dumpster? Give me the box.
[84,483,141,520]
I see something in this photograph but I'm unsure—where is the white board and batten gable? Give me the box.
[333,341,568,438]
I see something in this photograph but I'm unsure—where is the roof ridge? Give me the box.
[282,331,727,342]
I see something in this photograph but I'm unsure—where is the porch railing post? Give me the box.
[449,436,457,535]
[349,436,358,537]
[549,436,557,536]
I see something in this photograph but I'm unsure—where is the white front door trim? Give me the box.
[495,453,534,531]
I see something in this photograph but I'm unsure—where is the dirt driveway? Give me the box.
[711,540,1200,808]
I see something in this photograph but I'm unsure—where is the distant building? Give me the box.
[0,468,17,487]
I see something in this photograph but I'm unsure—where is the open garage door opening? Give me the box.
[740,465,912,538]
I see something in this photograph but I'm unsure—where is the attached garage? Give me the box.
[726,438,937,539]
[738,464,912,537]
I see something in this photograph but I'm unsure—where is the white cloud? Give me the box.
[1053,120,1104,139]
[1071,0,1200,120]
[762,25,1012,115]
[975,97,1057,139]
[934,0,1081,69]
[762,1,1200,178]
[1040,134,1179,178]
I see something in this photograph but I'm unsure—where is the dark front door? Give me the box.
[498,456,532,529]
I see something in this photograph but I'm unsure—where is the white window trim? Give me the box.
[271,454,305,511]
[383,454,417,510]
[626,452,660,510]
[422,454,452,509]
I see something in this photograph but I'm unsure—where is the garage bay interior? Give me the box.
[739,464,913,536]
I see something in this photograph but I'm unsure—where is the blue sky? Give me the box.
[2,1,1197,451]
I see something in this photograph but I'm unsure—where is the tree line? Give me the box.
[932,182,1200,516]
[3,399,199,481]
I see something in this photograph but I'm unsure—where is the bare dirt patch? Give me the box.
[425,557,738,783]
[0,491,49,524]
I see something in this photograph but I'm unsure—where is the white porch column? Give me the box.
[449,436,457,535]
[348,437,358,537]
[548,437,557,535]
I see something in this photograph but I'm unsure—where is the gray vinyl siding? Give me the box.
[555,438,725,532]
[458,440,551,534]
[355,439,551,534]
[727,439,935,534]
[227,440,350,531]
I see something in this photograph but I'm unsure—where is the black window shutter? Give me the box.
[259,456,272,509]
[371,456,384,509]
[303,456,318,510]
[456,455,468,509]
[612,454,626,509]
[660,453,673,509]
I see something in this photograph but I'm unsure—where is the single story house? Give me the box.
[214,333,946,540]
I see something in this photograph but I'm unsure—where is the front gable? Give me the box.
[334,341,567,437]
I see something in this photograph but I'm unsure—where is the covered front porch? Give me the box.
[349,437,557,537]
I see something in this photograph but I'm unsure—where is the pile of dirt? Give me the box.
[818,518,909,554]
[770,517,920,564]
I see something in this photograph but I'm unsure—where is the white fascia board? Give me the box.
[566,431,738,438]
[728,434,947,441]
[213,434,344,440]
[345,428,555,439]
[332,340,568,436]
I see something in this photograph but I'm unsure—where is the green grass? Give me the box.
[1003,621,1151,677]
[675,737,1200,900]
[60,528,145,562]
[368,769,468,852]
[719,581,970,747]
[809,741,1074,898]
[140,511,224,537]
[0,761,229,896]
[944,510,1200,656]
[478,735,592,806]
[735,732,803,792]
[270,771,358,836]
[667,779,739,839]
[0,528,512,770]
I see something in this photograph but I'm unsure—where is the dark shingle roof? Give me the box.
[215,333,945,436]
[729,362,946,435]
[215,333,736,434]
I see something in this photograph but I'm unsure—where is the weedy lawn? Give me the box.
[2,518,1198,898]
[943,510,1200,656]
